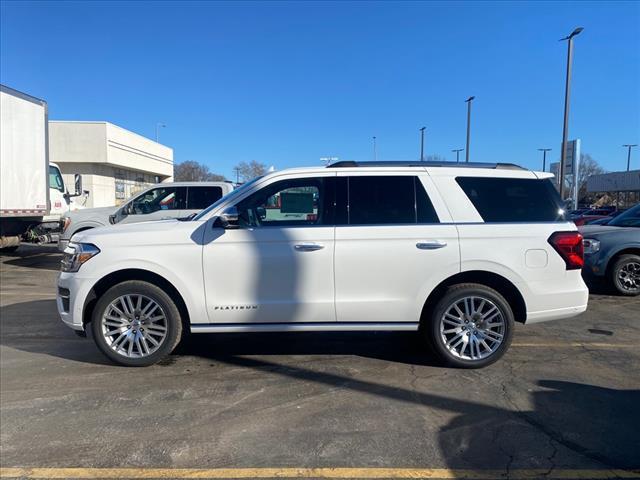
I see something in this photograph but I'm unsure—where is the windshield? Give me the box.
[608,204,640,227]
[193,176,264,220]
[49,166,65,192]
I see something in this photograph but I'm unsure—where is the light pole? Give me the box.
[623,144,638,171]
[465,96,475,162]
[420,127,426,161]
[538,148,552,172]
[558,27,583,202]
[155,123,166,142]
[452,148,464,163]
[373,136,377,161]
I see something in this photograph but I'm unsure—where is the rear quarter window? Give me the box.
[187,186,224,210]
[456,177,565,222]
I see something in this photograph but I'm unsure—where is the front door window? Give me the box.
[235,178,327,227]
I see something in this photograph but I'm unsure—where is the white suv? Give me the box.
[57,161,588,368]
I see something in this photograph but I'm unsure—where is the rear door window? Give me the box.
[346,176,439,225]
[187,186,224,210]
[456,177,565,222]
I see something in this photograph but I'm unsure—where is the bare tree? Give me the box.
[564,153,605,203]
[424,154,447,163]
[174,160,227,182]
[234,160,268,183]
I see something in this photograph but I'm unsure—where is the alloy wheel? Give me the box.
[101,294,168,358]
[617,261,640,293]
[439,296,506,361]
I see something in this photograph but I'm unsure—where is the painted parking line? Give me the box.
[512,342,635,348]
[1,468,639,479]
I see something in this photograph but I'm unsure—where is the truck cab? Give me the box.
[58,181,234,251]
[46,162,86,222]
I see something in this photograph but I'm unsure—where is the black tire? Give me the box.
[423,283,514,369]
[610,254,640,297]
[91,280,183,366]
[0,245,19,254]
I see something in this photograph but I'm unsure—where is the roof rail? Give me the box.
[327,160,525,170]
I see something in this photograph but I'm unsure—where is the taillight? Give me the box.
[548,231,584,270]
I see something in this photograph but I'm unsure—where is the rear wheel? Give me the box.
[91,280,182,366]
[423,283,514,368]
[611,254,640,296]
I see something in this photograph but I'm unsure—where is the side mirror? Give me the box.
[256,206,267,220]
[217,206,240,229]
[108,214,117,225]
[74,174,83,196]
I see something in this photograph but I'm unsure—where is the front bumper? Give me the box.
[57,272,94,332]
[583,252,607,278]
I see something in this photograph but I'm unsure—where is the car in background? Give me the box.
[58,182,234,251]
[572,208,618,226]
[584,209,626,226]
[580,204,640,296]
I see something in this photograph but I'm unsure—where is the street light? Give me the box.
[623,144,638,171]
[558,27,584,201]
[420,127,426,161]
[465,96,475,162]
[155,123,166,143]
[538,148,552,172]
[373,136,377,161]
[452,148,464,163]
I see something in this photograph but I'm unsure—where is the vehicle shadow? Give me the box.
[177,330,440,367]
[0,299,439,367]
[1,244,61,271]
[208,354,640,471]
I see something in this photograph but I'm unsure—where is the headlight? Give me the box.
[583,238,600,255]
[61,216,71,233]
[61,242,100,272]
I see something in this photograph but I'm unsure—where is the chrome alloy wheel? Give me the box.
[439,296,506,361]
[101,294,168,358]
[618,261,640,293]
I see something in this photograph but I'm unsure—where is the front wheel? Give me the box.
[423,283,514,368]
[91,280,182,366]
[611,254,640,296]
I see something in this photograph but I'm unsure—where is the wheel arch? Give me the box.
[69,223,103,238]
[605,247,640,276]
[82,268,191,332]
[420,270,527,325]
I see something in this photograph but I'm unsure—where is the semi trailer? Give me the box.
[0,84,86,252]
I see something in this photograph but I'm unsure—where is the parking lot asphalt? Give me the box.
[1,245,639,479]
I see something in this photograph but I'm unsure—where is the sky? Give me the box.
[1,0,639,179]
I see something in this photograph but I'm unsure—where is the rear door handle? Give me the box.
[294,243,325,252]
[416,241,447,250]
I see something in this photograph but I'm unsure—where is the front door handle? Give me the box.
[294,243,325,252]
[416,241,447,250]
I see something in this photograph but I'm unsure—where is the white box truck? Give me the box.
[0,85,85,252]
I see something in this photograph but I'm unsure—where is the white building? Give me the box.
[49,121,174,208]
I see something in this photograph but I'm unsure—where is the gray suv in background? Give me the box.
[58,182,234,251]
[580,203,640,296]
